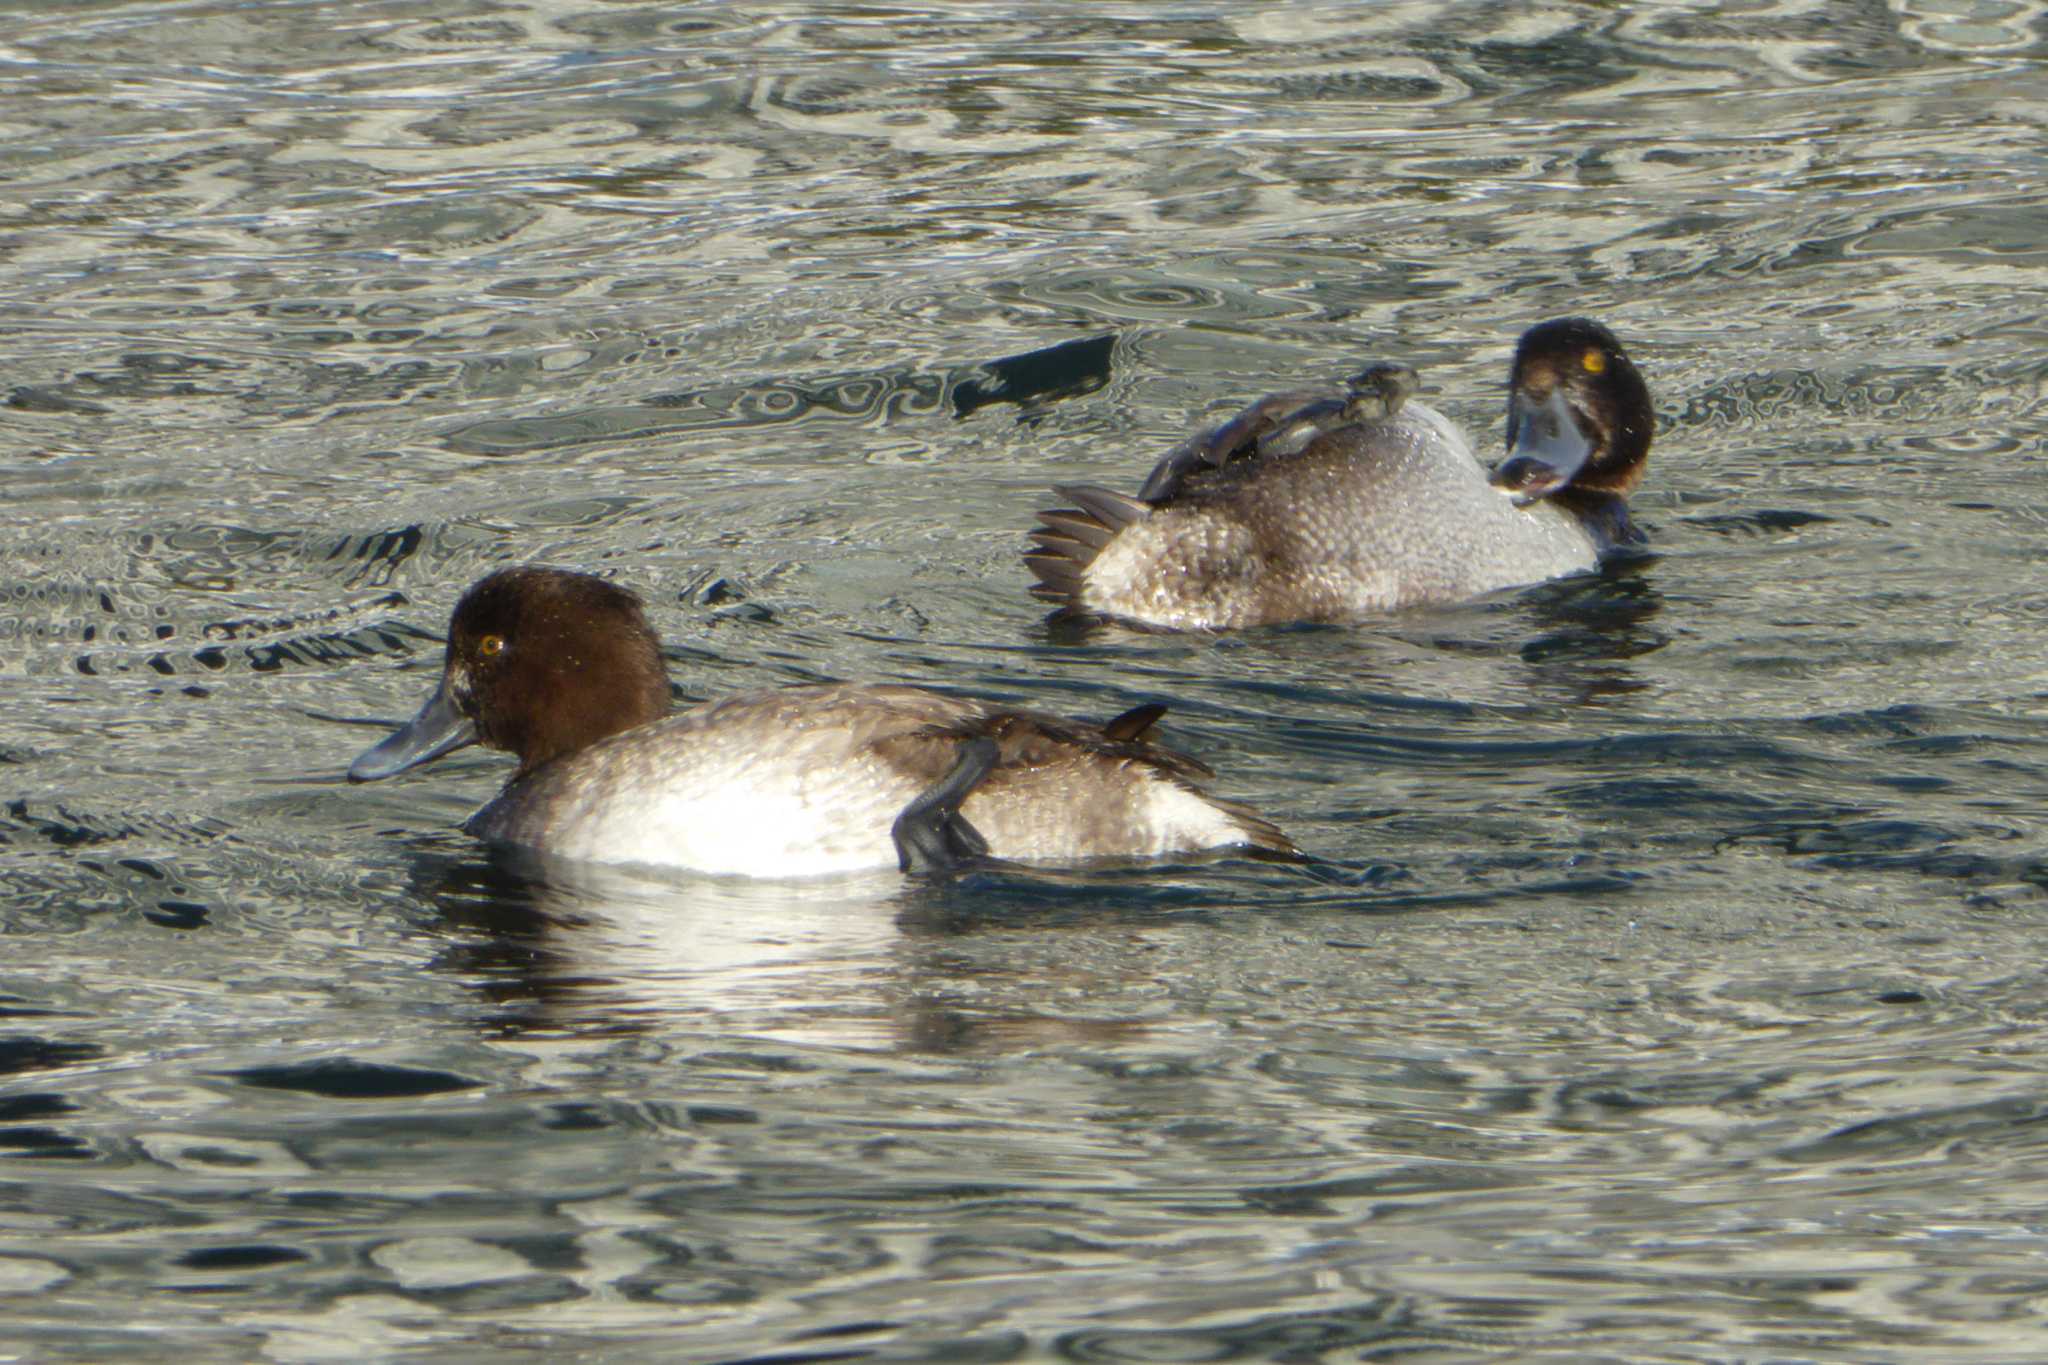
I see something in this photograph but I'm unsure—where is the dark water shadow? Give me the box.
[1501,551,1668,704]
[443,333,1116,457]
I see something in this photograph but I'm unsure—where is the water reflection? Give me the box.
[412,847,1284,1051]
[1040,555,1667,713]
[1509,555,1668,703]
[416,849,914,1042]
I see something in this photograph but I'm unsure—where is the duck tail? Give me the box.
[1208,795,1303,861]
[1100,702,1168,743]
[1113,705,1300,860]
[1025,483,1152,606]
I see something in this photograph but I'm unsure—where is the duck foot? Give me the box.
[892,735,998,873]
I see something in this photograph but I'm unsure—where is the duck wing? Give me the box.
[1027,367,1423,614]
[871,701,1298,862]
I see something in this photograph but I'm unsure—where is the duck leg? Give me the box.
[892,736,999,873]
[1137,387,1343,500]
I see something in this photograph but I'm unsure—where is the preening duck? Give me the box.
[1027,318,1654,630]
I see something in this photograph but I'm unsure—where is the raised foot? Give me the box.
[1136,362,1424,501]
[892,735,998,874]
[1343,362,1419,420]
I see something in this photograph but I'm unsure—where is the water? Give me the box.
[3,0,2047,1358]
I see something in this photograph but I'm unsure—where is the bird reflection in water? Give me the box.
[404,844,1264,1053]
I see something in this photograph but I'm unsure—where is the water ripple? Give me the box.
[1,0,2046,1359]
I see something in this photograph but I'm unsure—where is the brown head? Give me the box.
[1489,318,1654,505]
[348,566,671,783]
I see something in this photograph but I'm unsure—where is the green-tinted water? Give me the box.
[3,1,2047,1358]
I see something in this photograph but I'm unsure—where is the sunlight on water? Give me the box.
[0,0,2045,1358]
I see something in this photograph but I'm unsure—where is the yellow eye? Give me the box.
[477,634,505,658]
[1582,348,1607,374]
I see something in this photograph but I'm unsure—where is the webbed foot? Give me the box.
[1137,388,1343,500]
[1343,362,1420,421]
[892,735,998,874]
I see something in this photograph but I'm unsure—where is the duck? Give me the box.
[346,566,1295,878]
[1026,318,1654,630]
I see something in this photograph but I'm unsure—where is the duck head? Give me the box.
[1491,318,1654,505]
[348,566,671,782]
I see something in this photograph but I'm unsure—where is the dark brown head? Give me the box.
[348,566,671,783]
[1489,318,1654,505]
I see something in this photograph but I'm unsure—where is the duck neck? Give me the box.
[1551,487,1641,549]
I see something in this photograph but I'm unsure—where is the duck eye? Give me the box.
[477,634,505,658]
[1581,348,1607,375]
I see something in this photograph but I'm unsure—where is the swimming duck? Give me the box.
[1027,318,1654,630]
[347,566,1294,878]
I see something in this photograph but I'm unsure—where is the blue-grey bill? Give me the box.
[348,681,477,783]
[1494,386,1591,502]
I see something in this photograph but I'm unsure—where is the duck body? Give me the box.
[1028,319,1652,631]
[467,682,1283,878]
[349,568,1292,879]
[1073,400,1621,630]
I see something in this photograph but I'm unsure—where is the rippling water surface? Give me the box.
[4,0,2048,1358]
